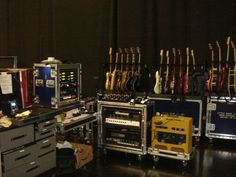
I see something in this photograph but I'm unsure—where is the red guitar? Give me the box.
[169,48,176,94]
[219,36,231,92]
[164,50,170,94]
[183,47,190,95]
[177,49,183,95]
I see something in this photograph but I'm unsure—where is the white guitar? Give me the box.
[154,49,164,94]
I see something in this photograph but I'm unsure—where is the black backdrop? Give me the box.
[0,0,236,97]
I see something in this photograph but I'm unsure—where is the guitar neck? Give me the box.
[226,36,231,68]
[191,49,196,70]
[216,41,222,70]
[109,47,112,72]
[136,47,141,74]
[159,49,164,74]
[186,48,190,75]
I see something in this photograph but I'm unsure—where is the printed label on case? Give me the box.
[36,79,43,87]
[218,112,236,119]
[46,80,55,88]
[207,103,216,111]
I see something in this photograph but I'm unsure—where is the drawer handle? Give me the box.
[40,130,51,135]
[43,122,54,127]
[26,165,39,173]
[11,135,26,141]
[15,153,31,161]
[41,144,52,149]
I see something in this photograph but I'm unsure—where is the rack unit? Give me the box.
[97,100,154,159]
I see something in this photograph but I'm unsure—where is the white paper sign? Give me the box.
[0,73,13,94]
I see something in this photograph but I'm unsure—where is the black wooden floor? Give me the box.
[55,138,236,177]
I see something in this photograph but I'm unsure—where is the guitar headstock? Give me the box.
[186,47,189,56]
[208,43,213,50]
[231,41,235,49]
[160,49,163,56]
[227,36,231,46]
[216,41,220,48]
[190,49,194,57]
[172,48,176,57]
[109,47,112,55]
[178,49,181,56]
[166,50,169,65]
[136,47,140,54]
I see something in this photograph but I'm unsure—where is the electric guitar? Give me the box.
[120,48,130,92]
[177,49,183,95]
[216,41,222,92]
[228,40,236,94]
[154,49,164,94]
[110,52,119,91]
[164,50,170,94]
[206,43,217,92]
[219,36,231,92]
[105,47,112,91]
[134,47,142,90]
[183,47,190,95]
[188,49,199,95]
[130,47,137,91]
[169,48,176,95]
[115,48,123,91]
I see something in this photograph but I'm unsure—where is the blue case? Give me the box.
[206,96,236,140]
[148,95,203,137]
[33,63,81,108]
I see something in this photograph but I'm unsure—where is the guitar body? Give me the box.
[177,71,183,95]
[125,71,132,92]
[110,70,117,91]
[183,73,189,95]
[169,70,175,95]
[120,71,128,91]
[219,66,227,92]
[131,72,138,91]
[105,72,111,90]
[115,70,122,91]
[154,71,162,94]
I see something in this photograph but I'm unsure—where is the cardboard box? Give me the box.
[71,143,93,169]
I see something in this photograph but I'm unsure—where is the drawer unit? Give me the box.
[35,128,55,141]
[3,160,41,177]
[37,136,56,157]
[36,119,56,131]
[2,144,38,171]
[0,125,34,151]
[38,150,56,174]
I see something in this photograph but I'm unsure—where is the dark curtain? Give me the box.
[0,0,236,96]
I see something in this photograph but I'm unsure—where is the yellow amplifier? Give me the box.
[151,115,192,154]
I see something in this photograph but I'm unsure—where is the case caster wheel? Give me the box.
[138,155,143,161]
[153,156,159,162]
[182,160,187,167]
[195,136,200,143]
